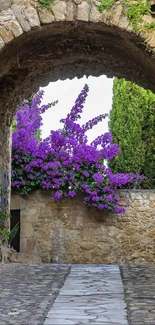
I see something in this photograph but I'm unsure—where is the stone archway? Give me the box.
[0,0,155,190]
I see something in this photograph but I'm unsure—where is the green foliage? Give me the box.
[109,79,145,174]
[99,0,113,13]
[141,93,155,188]
[36,129,42,142]
[0,201,19,246]
[12,120,16,132]
[8,223,19,246]
[144,21,155,30]
[109,78,155,188]
[39,0,53,7]
[125,0,150,32]
[0,208,9,244]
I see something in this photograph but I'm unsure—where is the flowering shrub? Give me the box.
[12,85,145,213]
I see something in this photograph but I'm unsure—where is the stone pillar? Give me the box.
[0,123,12,218]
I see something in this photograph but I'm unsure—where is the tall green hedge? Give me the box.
[109,78,155,188]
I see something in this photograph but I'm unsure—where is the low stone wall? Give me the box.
[11,190,155,264]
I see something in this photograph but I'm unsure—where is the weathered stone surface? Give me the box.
[11,5,31,32]
[24,6,40,28]
[38,7,54,24]
[0,9,23,36]
[77,2,89,21]
[121,265,155,325]
[52,2,66,21]
[12,0,31,4]
[0,0,11,12]
[74,0,83,4]
[0,8,14,23]
[6,19,23,37]
[0,264,69,324]
[66,1,74,21]
[0,36,4,49]
[90,4,102,22]
[11,190,155,264]
[0,25,14,42]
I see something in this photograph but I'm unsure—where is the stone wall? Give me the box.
[11,189,155,264]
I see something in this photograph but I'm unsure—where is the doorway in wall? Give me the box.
[10,210,20,252]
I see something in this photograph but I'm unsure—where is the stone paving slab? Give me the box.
[121,265,155,325]
[44,265,128,325]
[0,264,70,325]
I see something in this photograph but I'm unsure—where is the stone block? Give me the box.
[0,36,5,49]
[24,6,40,28]
[66,1,74,21]
[77,2,89,21]
[90,4,101,22]
[52,2,66,21]
[0,25,14,43]
[11,4,31,32]
[38,7,54,24]
[21,222,34,238]
[0,0,11,12]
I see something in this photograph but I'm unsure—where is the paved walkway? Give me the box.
[1,264,155,325]
[0,264,70,325]
[44,265,128,325]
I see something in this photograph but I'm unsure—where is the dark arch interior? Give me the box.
[1,21,155,125]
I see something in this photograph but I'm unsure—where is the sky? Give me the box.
[40,75,113,143]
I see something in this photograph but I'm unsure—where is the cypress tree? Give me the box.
[109,78,155,188]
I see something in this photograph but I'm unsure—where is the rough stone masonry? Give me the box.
[11,189,155,264]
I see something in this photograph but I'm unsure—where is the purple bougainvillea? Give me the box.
[11,85,145,213]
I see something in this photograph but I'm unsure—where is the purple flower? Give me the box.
[84,196,90,202]
[82,171,90,177]
[93,173,103,183]
[104,186,111,192]
[114,206,126,214]
[98,204,105,209]
[11,88,144,214]
[92,196,99,202]
[68,190,76,198]
[53,191,62,200]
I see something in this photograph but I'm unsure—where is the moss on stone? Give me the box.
[125,0,150,33]
[98,0,113,13]
[39,0,52,8]
[144,21,155,30]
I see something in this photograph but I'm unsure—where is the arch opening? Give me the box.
[1,21,155,124]
[1,20,155,188]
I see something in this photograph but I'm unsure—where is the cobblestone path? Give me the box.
[121,265,155,325]
[0,264,70,325]
[1,264,155,325]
